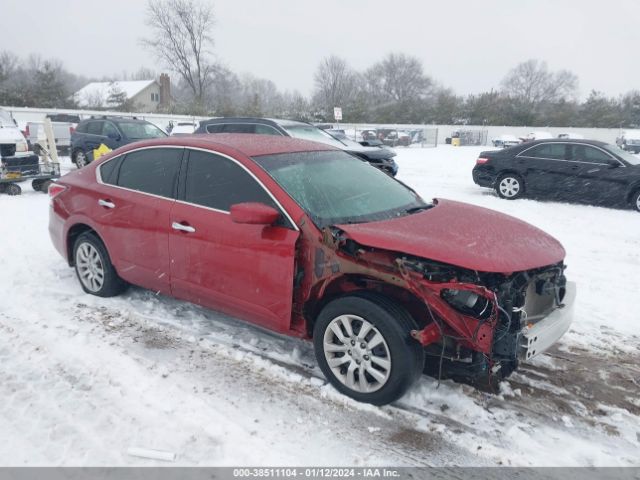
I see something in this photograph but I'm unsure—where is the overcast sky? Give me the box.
[3,0,640,98]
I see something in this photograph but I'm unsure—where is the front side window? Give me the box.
[254,150,425,227]
[282,124,346,148]
[116,148,182,198]
[521,143,568,160]
[604,145,639,166]
[184,150,276,211]
[222,124,256,134]
[254,124,282,136]
[117,121,166,140]
[102,122,119,137]
[572,145,612,163]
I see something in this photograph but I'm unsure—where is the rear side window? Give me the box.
[116,148,182,198]
[184,150,276,211]
[99,158,119,184]
[75,122,87,133]
[86,121,103,135]
[205,124,225,133]
[522,143,568,160]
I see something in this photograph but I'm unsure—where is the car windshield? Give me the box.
[282,124,346,148]
[254,150,427,227]
[604,145,640,166]
[117,122,167,139]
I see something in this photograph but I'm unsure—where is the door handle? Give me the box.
[587,168,600,174]
[172,221,196,233]
[570,165,580,170]
[98,199,115,209]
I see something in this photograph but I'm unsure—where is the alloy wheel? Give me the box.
[323,314,391,393]
[75,242,105,292]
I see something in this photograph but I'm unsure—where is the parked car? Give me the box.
[49,134,574,405]
[168,121,198,136]
[70,116,167,167]
[472,139,640,211]
[557,132,584,140]
[521,131,553,142]
[195,117,399,176]
[491,134,521,148]
[25,120,74,155]
[0,109,29,157]
[615,130,640,153]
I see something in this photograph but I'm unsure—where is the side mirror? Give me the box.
[608,160,620,168]
[230,202,280,225]
[107,132,121,141]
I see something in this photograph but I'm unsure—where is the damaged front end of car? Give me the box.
[397,256,575,388]
[296,222,575,391]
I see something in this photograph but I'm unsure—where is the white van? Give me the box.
[0,109,28,157]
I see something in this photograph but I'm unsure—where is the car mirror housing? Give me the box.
[608,160,621,168]
[230,202,280,225]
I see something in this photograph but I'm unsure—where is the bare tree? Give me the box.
[313,56,359,119]
[0,51,19,83]
[142,0,215,106]
[364,53,433,122]
[501,59,578,106]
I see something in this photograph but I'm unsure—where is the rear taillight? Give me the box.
[70,126,75,134]
[25,124,30,137]
[48,183,67,200]
[476,157,490,165]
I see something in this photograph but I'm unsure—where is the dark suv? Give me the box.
[71,116,167,167]
[194,117,399,176]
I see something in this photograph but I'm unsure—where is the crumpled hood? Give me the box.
[336,199,565,273]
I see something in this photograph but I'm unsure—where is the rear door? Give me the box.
[82,120,108,153]
[94,147,184,294]
[168,148,299,332]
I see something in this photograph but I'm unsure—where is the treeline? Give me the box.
[2,48,640,129]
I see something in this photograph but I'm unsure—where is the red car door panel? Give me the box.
[168,148,299,332]
[169,204,299,331]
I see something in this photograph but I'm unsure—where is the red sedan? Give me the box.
[49,134,575,405]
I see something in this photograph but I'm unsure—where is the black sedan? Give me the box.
[472,139,640,212]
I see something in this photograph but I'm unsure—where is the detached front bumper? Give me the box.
[518,281,576,361]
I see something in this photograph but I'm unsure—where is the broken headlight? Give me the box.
[441,288,492,319]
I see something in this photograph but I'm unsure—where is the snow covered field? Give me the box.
[0,146,638,466]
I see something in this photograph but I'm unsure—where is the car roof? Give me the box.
[199,117,309,128]
[523,138,608,147]
[113,133,338,157]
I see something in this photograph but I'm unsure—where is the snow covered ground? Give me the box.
[0,146,638,466]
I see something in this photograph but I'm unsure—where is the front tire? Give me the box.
[73,232,127,297]
[313,292,424,405]
[496,173,524,199]
[632,189,640,212]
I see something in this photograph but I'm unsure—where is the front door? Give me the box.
[168,149,299,332]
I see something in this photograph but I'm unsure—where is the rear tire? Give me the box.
[5,183,21,196]
[73,148,88,168]
[496,173,524,199]
[73,232,127,297]
[313,292,424,405]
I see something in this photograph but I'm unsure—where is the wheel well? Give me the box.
[303,274,431,337]
[67,224,98,266]
[626,185,640,203]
